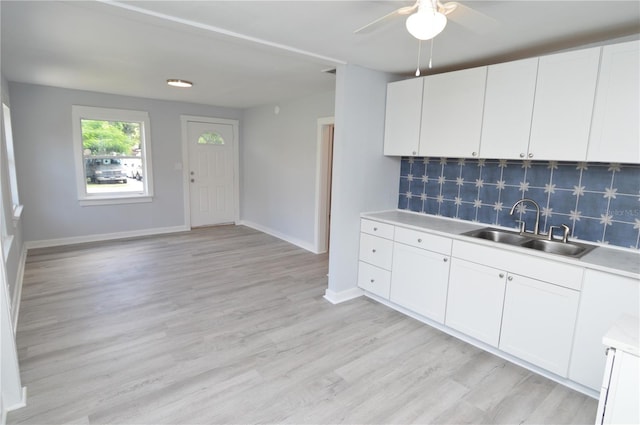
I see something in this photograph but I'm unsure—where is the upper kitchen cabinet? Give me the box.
[479,58,538,159]
[419,66,487,158]
[528,47,601,161]
[588,40,640,164]
[383,78,424,156]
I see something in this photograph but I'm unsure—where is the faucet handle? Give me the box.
[515,220,526,233]
[560,224,571,243]
[548,225,561,241]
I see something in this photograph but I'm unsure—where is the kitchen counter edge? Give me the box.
[361,210,640,279]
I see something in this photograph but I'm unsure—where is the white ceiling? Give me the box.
[1,1,639,109]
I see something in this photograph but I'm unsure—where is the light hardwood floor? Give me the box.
[9,225,597,424]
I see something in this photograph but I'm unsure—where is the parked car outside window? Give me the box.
[85,158,128,184]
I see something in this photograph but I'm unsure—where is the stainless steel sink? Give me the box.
[462,227,596,258]
[520,239,595,258]
[462,228,530,245]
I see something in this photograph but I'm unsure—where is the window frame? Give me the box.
[72,105,154,206]
[1,103,21,220]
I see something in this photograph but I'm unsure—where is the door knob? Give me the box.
[190,178,195,183]
[190,171,195,175]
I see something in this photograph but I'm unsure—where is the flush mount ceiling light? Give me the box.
[167,79,193,88]
[405,0,447,41]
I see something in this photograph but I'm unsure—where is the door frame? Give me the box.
[314,116,335,254]
[180,115,240,229]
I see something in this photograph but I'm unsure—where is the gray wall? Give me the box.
[327,64,400,298]
[9,83,242,243]
[241,91,335,250]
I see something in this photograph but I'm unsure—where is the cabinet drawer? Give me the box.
[358,261,391,299]
[394,226,452,254]
[359,233,393,270]
[360,219,394,240]
[452,240,583,290]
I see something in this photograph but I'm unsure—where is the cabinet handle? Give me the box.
[373,227,378,231]
[412,151,417,155]
[417,238,422,243]
[528,153,533,158]
[370,279,375,283]
[507,276,513,281]
[519,153,525,158]
[372,249,376,253]
[472,152,477,157]
[499,273,505,278]
[443,258,448,262]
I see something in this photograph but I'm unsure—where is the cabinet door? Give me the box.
[499,275,580,377]
[383,78,424,156]
[588,40,640,163]
[419,66,487,158]
[529,47,601,161]
[569,270,640,390]
[480,58,538,159]
[445,258,506,347]
[602,350,640,424]
[390,242,450,323]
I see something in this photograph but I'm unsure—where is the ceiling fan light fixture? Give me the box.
[167,79,193,88]
[405,4,447,41]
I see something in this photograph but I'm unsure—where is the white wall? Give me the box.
[240,91,335,251]
[9,83,242,244]
[326,65,400,302]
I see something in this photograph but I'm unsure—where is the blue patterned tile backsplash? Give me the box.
[398,158,640,250]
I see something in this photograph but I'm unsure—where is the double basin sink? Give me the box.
[462,227,596,258]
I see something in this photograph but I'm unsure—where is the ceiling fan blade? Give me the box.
[354,1,419,35]
[440,1,500,34]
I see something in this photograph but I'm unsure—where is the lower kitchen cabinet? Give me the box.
[390,242,450,323]
[598,349,640,424]
[445,258,506,347]
[358,214,638,398]
[499,275,580,377]
[569,269,640,390]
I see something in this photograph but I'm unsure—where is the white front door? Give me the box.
[187,119,236,227]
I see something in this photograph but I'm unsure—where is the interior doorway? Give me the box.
[314,117,335,254]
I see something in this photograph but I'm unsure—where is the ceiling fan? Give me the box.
[355,0,493,40]
[355,0,494,74]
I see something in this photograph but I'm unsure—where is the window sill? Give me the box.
[79,195,153,207]
[12,204,24,221]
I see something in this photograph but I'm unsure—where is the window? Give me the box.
[197,131,225,145]
[72,106,153,205]
[2,103,21,218]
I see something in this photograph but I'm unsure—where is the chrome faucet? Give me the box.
[509,198,541,235]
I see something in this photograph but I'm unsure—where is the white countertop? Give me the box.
[361,210,640,279]
[603,314,640,357]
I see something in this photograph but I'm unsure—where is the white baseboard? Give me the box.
[11,246,27,333]
[323,287,364,304]
[2,386,27,424]
[25,225,189,250]
[237,220,317,253]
